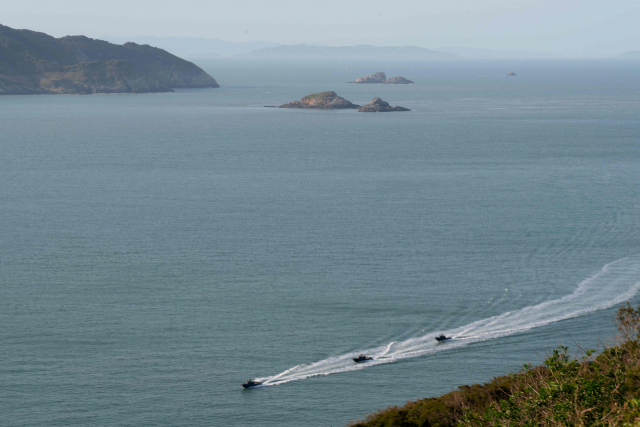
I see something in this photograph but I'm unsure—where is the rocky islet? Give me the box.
[278,91,359,109]
[350,71,414,84]
[383,76,414,84]
[277,92,409,112]
[350,71,387,83]
[358,98,410,112]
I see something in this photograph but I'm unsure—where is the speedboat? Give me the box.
[353,354,374,363]
[242,379,262,388]
[435,334,452,342]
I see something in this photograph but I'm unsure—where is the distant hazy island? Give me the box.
[619,51,640,59]
[0,24,219,95]
[101,36,279,58]
[238,44,457,60]
[350,72,414,84]
[506,71,517,76]
[278,91,409,112]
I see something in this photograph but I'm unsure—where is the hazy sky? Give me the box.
[4,0,640,55]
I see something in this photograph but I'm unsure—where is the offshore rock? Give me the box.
[279,91,359,109]
[506,72,517,76]
[350,72,387,83]
[383,76,414,84]
[358,97,410,112]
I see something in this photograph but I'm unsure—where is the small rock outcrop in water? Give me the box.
[279,91,359,109]
[350,72,387,83]
[358,98,410,112]
[506,72,517,76]
[383,76,414,84]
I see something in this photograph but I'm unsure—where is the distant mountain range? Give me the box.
[434,46,559,59]
[96,37,639,60]
[0,24,218,95]
[101,36,280,58]
[235,44,457,60]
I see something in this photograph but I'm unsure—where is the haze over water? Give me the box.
[2,59,640,427]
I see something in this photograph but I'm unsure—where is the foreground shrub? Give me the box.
[348,302,640,427]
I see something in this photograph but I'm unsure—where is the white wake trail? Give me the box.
[258,255,640,386]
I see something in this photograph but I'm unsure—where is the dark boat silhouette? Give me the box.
[353,354,374,363]
[435,334,452,342]
[242,379,262,388]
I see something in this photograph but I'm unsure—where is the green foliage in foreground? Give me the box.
[348,303,640,427]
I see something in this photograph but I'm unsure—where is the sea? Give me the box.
[1,59,640,427]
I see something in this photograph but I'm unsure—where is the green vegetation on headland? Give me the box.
[301,91,338,102]
[279,91,359,109]
[0,24,219,95]
[348,302,640,427]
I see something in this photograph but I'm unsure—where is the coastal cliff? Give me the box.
[0,24,219,95]
[279,91,359,109]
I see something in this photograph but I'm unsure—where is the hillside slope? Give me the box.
[0,24,219,94]
[348,302,640,427]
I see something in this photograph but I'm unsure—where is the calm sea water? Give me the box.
[1,59,640,427]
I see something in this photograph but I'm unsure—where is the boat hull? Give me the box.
[242,382,262,388]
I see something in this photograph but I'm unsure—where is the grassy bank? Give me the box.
[348,303,640,427]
